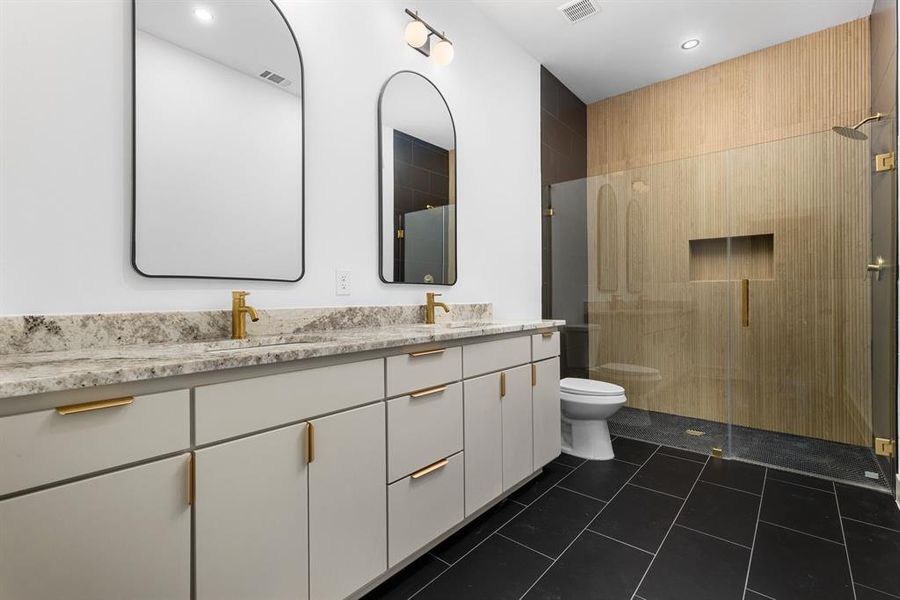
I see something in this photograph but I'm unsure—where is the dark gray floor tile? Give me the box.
[363,554,447,600]
[501,487,605,558]
[553,452,587,468]
[612,437,659,465]
[701,457,765,494]
[524,531,652,600]
[656,446,708,463]
[415,535,551,600]
[559,458,638,501]
[678,481,760,546]
[589,484,682,553]
[760,479,843,543]
[843,518,900,596]
[835,483,900,531]
[767,468,835,493]
[743,591,772,600]
[632,453,704,498]
[855,583,900,600]
[637,525,750,600]
[510,461,574,505]
[433,500,524,564]
[748,522,853,600]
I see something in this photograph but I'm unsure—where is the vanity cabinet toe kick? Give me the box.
[0,328,560,600]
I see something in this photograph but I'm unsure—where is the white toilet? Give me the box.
[560,377,627,460]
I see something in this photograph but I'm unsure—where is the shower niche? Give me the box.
[688,233,774,281]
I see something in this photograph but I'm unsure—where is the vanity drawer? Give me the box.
[0,389,189,496]
[195,359,384,444]
[387,451,464,567]
[386,346,462,397]
[387,382,463,482]
[462,336,532,378]
[532,331,560,361]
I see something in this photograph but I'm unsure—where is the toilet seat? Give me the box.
[560,378,624,404]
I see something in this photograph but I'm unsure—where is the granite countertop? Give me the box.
[0,320,564,399]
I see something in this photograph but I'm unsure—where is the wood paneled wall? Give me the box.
[583,18,875,446]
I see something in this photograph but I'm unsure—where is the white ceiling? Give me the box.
[136,0,302,97]
[472,0,874,103]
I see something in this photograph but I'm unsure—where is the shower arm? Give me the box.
[852,112,885,130]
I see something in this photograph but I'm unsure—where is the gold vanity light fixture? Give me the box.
[231,290,260,340]
[404,9,454,65]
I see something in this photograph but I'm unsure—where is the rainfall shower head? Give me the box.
[832,112,885,140]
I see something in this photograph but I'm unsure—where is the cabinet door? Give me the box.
[0,455,190,600]
[309,403,387,599]
[463,372,503,516]
[195,424,309,600]
[502,364,534,490]
[532,357,561,469]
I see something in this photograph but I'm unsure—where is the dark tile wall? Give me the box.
[393,130,451,280]
[541,66,587,377]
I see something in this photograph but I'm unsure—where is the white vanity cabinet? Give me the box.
[0,455,192,600]
[195,424,310,600]
[532,356,562,469]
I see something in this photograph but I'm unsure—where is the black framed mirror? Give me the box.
[132,0,304,281]
[378,71,457,285]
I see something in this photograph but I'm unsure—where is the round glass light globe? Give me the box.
[404,20,429,48]
[432,39,454,66]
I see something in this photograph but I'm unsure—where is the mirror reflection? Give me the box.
[134,0,304,281]
[379,71,456,285]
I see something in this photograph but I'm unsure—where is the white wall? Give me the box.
[0,0,541,320]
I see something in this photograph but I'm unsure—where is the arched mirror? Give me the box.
[133,0,304,281]
[378,71,457,285]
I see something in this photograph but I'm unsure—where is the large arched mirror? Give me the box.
[378,71,457,285]
[133,0,304,281]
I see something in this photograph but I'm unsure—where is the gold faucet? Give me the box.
[425,292,450,325]
[231,291,259,339]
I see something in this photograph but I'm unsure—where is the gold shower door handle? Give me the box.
[868,256,886,281]
[741,279,750,327]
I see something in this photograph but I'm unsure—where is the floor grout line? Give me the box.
[516,444,665,600]
[855,581,900,599]
[584,528,656,556]
[428,552,452,567]
[626,482,686,501]
[697,478,763,497]
[757,519,845,546]
[741,467,767,600]
[495,532,557,561]
[745,587,777,600]
[834,481,859,600]
[555,484,610,504]
[766,475,835,495]
[841,515,900,534]
[673,523,753,550]
[628,454,711,600]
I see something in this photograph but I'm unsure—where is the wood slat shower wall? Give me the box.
[583,18,873,446]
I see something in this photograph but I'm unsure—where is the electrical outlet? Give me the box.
[335,269,351,296]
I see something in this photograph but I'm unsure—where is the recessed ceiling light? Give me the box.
[193,7,214,23]
[681,39,700,50]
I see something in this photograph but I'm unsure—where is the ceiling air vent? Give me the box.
[557,0,599,24]
[258,69,292,88]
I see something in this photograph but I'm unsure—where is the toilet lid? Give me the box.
[560,377,625,397]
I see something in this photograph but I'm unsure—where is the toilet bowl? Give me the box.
[560,377,627,460]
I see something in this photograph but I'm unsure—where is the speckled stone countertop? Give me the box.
[0,304,563,399]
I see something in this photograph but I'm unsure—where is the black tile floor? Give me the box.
[366,437,900,600]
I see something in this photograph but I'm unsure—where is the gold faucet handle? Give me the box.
[232,290,250,300]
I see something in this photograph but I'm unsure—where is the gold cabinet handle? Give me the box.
[500,372,507,398]
[56,396,134,415]
[410,385,447,399]
[409,348,446,358]
[532,364,537,387]
[541,332,554,338]
[410,458,449,479]
[741,279,750,328]
[187,453,195,506]
[307,422,315,464]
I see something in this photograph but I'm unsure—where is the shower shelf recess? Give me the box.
[689,233,774,282]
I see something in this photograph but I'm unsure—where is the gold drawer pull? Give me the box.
[500,372,507,398]
[410,385,447,399]
[187,454,195,506]
[532,364,537,387]
[541,332,554,338]
[307,422,315,464]
[409,348,446,358]
[56,396,134,415]
[411,458,449,479]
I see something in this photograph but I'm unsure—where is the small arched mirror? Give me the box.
[379,71,457,285]
[133,0,304,281]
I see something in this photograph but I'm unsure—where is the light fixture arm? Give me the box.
[405,8,451,45]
